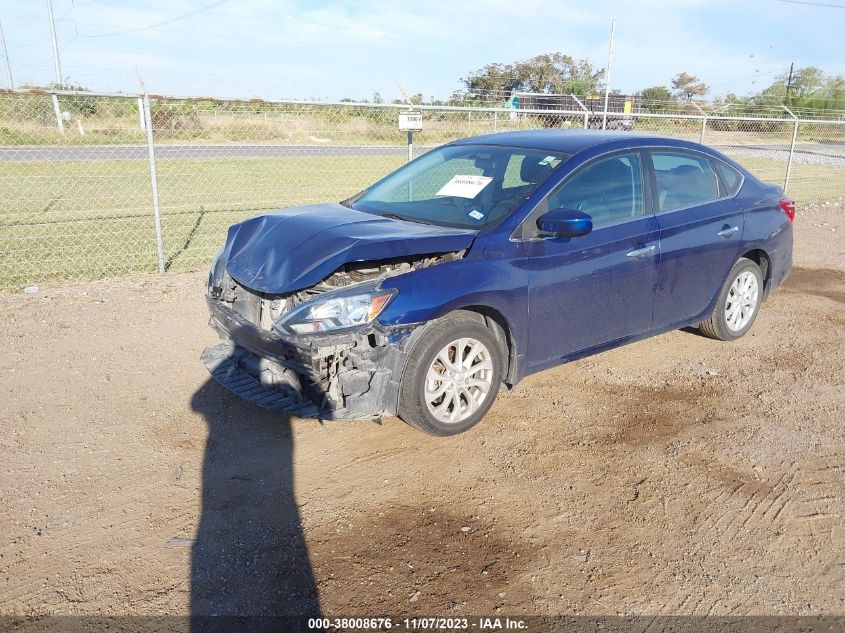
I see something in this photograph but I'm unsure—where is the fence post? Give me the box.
[570,94,589,129]
[493,110,497,132]
[691,102,707,144]
[142,95,166,274]
[782,105,799,194]
[137,97,145,131]
[51,93,65,134]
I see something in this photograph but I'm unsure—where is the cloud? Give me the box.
[6,0,842,99]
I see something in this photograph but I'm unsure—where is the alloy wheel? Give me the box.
[725,270,759,332]
[424,337,495,424]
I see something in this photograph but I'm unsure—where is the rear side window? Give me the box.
[714,160,743,196]
[547,152,644,228]
[651,152,721,212]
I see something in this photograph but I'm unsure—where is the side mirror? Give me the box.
[536,208,593,238]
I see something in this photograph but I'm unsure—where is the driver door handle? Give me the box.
[626,244,657,259]
[717,226,740,238]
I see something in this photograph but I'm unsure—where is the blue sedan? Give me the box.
[203,130,794,435]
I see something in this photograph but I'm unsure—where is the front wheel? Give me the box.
[699,258,764,341]
[398,313,503,436]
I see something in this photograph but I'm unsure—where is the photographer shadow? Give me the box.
[190,379,321,625]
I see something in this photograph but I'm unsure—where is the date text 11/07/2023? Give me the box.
[306,616,528,630]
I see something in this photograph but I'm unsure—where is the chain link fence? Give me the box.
[1,89,844,289]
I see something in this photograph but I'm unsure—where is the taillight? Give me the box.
[779,198,796,223]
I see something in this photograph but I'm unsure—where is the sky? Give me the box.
[1,0,843,102]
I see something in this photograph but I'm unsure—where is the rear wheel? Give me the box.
[398,313,503,436]
[699,258,763,341]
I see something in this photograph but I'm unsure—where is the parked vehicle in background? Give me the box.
[202,130,794,436]
[511,92,639,130]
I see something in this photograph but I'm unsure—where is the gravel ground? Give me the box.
[1,203,843,618]
[724,146,845,169]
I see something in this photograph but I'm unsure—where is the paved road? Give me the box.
[721,143,845,169]
[0,144,410,162]
[723,143,845,160]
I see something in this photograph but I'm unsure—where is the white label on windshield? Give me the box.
[436,174,493,199]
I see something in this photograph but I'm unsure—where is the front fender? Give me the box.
[377,258,529,377]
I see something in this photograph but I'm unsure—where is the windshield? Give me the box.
[350,144,569,228]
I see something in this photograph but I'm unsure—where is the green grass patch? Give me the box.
[0,154,403,288]
[719,154,845,204]
[1,152,842,289]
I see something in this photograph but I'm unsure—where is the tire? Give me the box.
[699,258,764,341]
[398,312,503,436]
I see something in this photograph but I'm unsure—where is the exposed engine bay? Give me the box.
[211,251,460,333]
[204,251,462,419]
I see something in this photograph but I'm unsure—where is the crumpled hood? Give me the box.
[223,203,479,294]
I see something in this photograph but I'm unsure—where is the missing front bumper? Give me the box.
[202,342,393,420]
[203,297,411,420]
[202,342,325,417]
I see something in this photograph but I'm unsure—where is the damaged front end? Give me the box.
[202,252,460,419]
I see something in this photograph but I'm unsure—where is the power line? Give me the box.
[80,0,234,38]
[67,16,393,40]
[708,68,784,89]
[775,0,845,8]
[4,10,44,30]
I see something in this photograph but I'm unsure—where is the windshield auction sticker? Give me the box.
[436,174,493,199]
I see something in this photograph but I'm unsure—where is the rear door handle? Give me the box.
[626,244,657,259]
[717,226,740,238]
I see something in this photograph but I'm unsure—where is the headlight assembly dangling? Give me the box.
[275,284,397,335]
[208,246,225,294]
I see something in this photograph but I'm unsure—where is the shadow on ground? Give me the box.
[189,379,320,624]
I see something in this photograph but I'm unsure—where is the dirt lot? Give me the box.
[1,203,844,618]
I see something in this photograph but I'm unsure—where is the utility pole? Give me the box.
[47,0,63,86]
[785,61,794,101]
[0,19,12,89]
[601,16,616,130]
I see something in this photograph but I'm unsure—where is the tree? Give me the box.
[785,66,824,98]
[22,81,99,116]
[639,85,672,111]
[760,66,842,110]
[640,85,672,102]
[763,66,823,102]
[391,93,423,105]
[671,72,709,101]
[819,74,845,109]
[461,53,605,101]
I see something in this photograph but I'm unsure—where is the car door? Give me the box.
[520,150,660,370]
[648,150,745,327]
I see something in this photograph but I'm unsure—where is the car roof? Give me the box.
[449,129,698,155]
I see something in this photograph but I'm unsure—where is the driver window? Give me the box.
[546,152,644,228]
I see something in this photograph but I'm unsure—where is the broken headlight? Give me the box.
[274,283,397,335]
[207,246,225,295]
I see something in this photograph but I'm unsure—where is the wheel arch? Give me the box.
[400,305,518,387]
[459,305,518,386]
[740,248,772,294]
